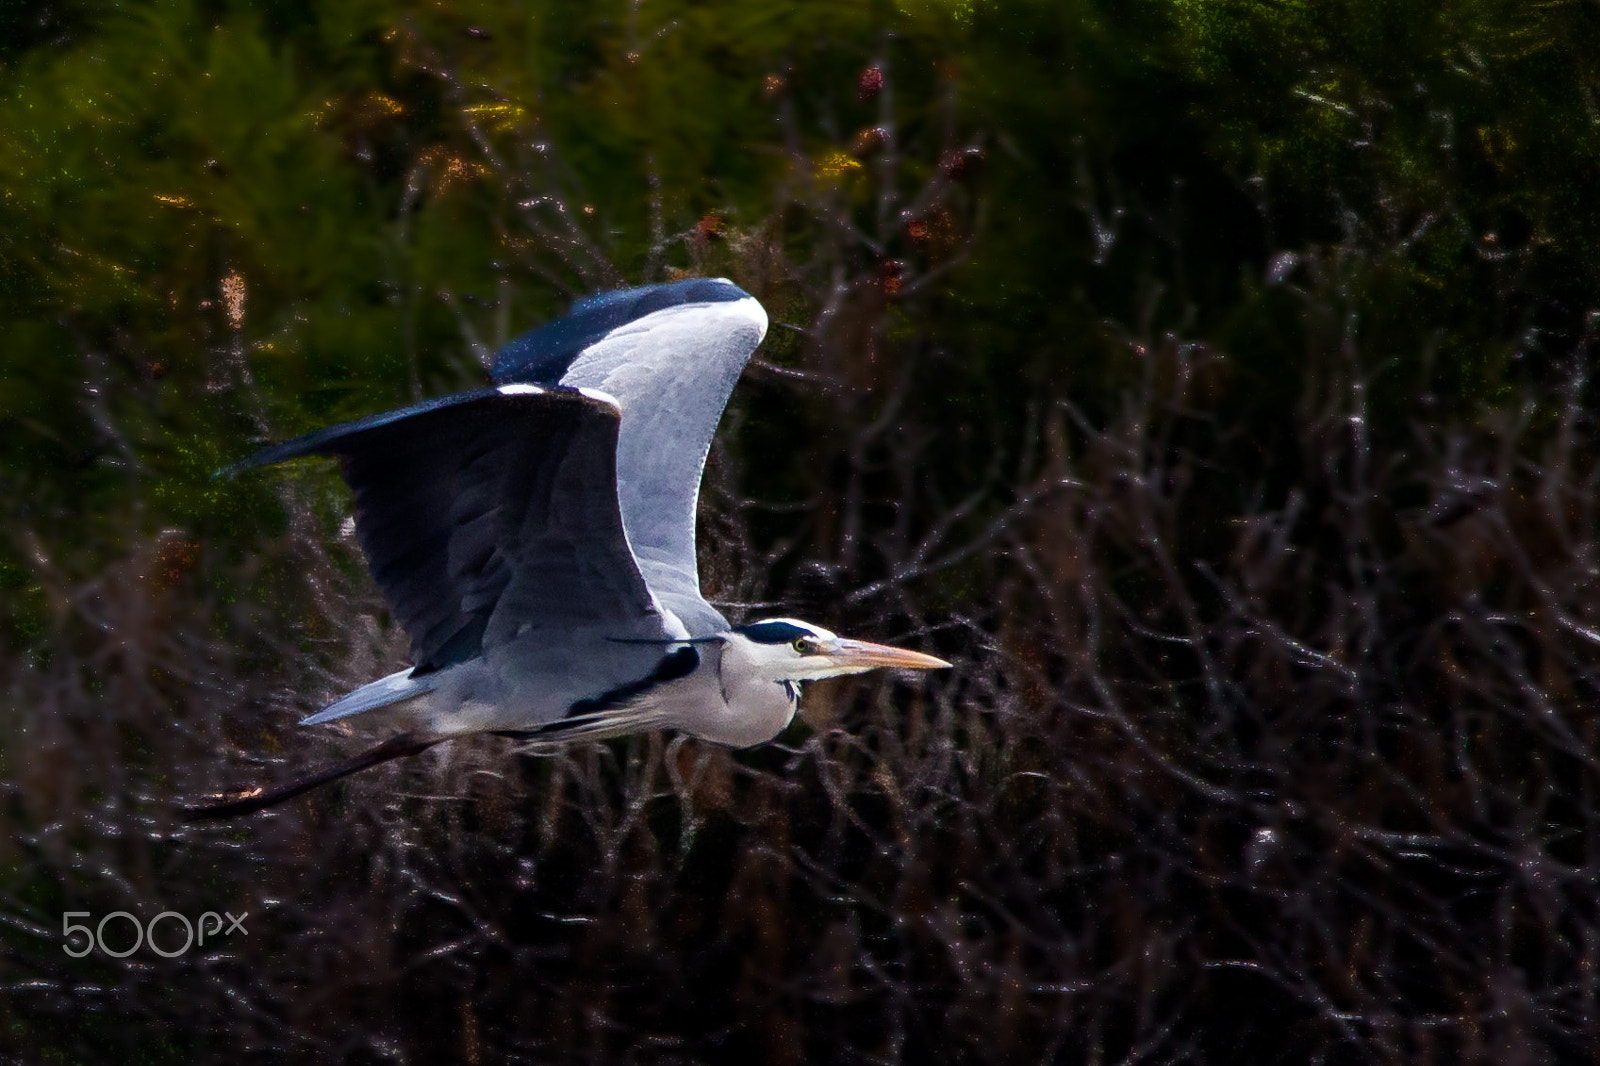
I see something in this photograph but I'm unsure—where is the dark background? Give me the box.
[2,1,1598,1061]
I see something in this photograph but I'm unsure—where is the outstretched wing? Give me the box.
[237,384,680,674]
[493,278,768,636]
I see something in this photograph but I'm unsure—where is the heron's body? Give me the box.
[189,279,946,819]
[323,630,799,748]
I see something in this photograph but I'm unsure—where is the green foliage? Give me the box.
[1167,0,1600,392]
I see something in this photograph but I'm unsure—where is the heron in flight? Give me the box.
[189,278,948,819]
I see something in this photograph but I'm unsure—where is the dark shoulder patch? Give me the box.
[491,644,702,740]
[736,620,814,645]
[493,278,750,385]
[564,644,700,717]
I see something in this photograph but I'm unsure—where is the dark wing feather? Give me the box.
[493,277,752,386]
[238,387,671,672]
[494,282,767,636]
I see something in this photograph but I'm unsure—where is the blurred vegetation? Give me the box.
[2,0,1598,1062]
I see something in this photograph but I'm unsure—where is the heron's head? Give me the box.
[730,618,950,682]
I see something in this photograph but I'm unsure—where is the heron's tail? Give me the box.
[180,732,444,820]
[300,668,436,725]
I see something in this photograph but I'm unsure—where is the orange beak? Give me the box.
[818,637,952,673]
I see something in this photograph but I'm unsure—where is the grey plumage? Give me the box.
[188,278,947,820]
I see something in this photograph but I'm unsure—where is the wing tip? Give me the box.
[729,289,769,344]
[220,437,317,478]
[493,278,767,385]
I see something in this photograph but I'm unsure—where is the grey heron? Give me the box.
[188,278,948,819]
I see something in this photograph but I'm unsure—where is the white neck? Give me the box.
[697,635,800,747]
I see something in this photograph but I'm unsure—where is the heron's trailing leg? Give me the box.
[181,732,444,821]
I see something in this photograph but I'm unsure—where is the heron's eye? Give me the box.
[792,638,813,654]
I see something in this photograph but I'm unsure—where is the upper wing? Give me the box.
[237,384,680,673]
[492,278,768,636]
